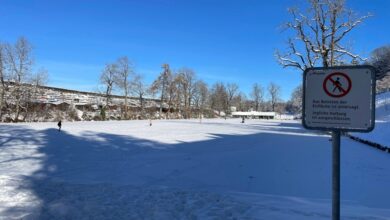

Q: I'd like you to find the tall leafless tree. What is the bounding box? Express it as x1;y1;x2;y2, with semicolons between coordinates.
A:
226;83;239;114
5;37;34;121
24;68;49;121
177;68;196;118
290;85;303;113
276;0;371;70
151;64;172;118
31;68;49;87
114;56;134;119
232;92;248;112
130;73;148;118
251;83;263;111
268;82;281;112
0;43;7;119
174;74;185;117
165;73;178;118
100;63;117;108
193;80;208;117
210;82;228;116
369;45;390;92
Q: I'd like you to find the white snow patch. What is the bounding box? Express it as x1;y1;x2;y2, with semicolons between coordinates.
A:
0;119;390;219
353;91;390;146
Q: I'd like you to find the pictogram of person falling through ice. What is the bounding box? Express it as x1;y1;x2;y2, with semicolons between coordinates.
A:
332;77;343;93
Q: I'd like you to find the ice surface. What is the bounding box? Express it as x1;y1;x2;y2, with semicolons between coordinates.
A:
1;119;390;219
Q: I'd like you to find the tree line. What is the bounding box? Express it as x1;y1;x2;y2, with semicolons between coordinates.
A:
99;59;287;120
0;37;48;122
0;37;289;122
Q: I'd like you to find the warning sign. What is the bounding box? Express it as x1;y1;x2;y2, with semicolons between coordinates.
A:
303;66;376;132
323;72;351;98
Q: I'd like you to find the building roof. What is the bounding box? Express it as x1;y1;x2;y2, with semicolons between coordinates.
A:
232;111;277;116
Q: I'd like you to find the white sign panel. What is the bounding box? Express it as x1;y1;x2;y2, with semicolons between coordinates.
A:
303;66;376;132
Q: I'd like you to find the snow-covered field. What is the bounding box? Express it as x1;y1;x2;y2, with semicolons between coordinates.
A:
1;119;390;219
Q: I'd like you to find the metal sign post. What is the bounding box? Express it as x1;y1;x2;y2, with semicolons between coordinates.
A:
332;130;340;220
302;65;376;220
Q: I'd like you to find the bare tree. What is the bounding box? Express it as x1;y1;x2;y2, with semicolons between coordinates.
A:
226;83;239;114
276;0;371;70
290;85;303;113
0;43;7;119
5;37;34;121
268;82;281;112
130;73;148;118
177;68;196;118
151;64;172;118
232;92;248;112
369;45;390;92
193;80;208;117
24;68;49;121
114;56;134;119
100;63;117;109
31;68;49;87
29;68;49;104
251;83;263;111
210;82;228;116
165;73;178;118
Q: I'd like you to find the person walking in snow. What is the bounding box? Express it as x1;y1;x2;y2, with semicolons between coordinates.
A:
57;120;62;132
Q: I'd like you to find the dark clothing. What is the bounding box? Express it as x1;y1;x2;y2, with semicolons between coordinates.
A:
58;121;62;131
332;78;343;92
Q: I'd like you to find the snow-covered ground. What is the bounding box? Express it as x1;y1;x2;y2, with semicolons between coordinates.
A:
353;91;390;146
1;119;390;219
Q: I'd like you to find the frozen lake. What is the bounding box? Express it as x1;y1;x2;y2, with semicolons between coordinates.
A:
1;119;389;219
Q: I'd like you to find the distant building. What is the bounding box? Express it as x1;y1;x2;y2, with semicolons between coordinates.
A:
3;83;160;107
231;111;277;119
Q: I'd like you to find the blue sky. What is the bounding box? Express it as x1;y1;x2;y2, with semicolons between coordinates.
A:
0;0;389;100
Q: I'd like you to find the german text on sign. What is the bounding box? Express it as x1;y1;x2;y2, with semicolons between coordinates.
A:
303;66;376;132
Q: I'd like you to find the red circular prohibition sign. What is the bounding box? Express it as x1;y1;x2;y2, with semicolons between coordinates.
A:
322;72;352;98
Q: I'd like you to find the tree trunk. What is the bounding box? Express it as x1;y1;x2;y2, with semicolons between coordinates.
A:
124;89;128;119
139;94;144;118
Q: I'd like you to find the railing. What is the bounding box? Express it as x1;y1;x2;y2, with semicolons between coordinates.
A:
345;133;390;154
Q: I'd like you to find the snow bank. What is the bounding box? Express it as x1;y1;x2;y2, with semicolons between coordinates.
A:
352;121;390;147
352;91;390;147
376;91;390;121
276;114;295;120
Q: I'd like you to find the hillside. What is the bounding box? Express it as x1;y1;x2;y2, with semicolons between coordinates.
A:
377;75;390;93
352;91;390;146
376;91;390;121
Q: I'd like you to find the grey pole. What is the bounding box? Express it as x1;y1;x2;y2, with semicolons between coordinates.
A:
332;130;341;220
